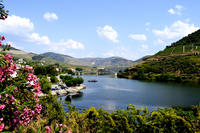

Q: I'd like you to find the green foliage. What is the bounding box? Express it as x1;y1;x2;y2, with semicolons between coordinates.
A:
16;93;200;132
39;77;52;93
65;79;74;87
50;76;59;83
34;65;59;76
34;66;47;75
61;67;74;75
75;67;83;72
39;93;65;125
118;55;200;83
61;75;84;87
62;104;200;133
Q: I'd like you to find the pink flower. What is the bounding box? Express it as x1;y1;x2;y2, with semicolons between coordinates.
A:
5;94;8;97
1;36;5;40
0;105;6;110
59;124;63;127
67;130;72;133
45;126;51;133
0;123;4;131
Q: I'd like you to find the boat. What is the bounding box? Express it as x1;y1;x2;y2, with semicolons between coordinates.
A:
88;80;98;82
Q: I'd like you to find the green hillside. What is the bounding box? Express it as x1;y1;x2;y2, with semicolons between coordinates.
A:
118;29;200;83
155;29;200;56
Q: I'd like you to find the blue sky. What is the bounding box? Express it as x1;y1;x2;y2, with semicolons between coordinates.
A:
1;0;200;60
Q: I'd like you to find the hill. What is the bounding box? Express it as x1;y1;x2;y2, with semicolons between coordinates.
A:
0;46;136;72
39;52;135;70
155;29;200;56
118;29;200;83
0;47;65;65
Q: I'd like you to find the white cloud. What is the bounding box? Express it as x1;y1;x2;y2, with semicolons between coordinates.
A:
43;12;58;21
152;21;199;47
28;33;50;45
0;15;84;54
54;39;84;49
97;25;119;43
129;34;147;41
48;39;84;54
168;9;175;14
0;15;34;35
168;5;183;15
152;21;199;40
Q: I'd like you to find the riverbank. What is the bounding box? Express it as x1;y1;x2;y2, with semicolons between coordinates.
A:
39;84;86;97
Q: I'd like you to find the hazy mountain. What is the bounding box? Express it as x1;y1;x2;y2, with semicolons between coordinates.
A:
40;52;136;68
1;46;136;69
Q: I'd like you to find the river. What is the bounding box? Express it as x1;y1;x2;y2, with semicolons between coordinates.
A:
59;75;200;112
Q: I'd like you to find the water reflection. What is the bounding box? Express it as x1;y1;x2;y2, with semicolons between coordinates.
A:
60;75;200;111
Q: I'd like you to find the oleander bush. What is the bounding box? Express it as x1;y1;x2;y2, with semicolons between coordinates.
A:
0;41;42;131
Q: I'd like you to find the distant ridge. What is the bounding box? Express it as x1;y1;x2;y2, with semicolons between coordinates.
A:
39;52;136;68
0;46;136;70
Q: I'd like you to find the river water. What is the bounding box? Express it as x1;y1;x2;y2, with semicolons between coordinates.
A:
59;75;200;111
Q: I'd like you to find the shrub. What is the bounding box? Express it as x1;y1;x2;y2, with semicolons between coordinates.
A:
50;76;59;83
39;77;52;93
39;93;65;125
65;79;73;87
73;77;84;85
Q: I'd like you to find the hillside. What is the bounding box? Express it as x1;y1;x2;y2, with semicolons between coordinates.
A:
39;52;135;69
0;47;135;71
155;29;200;56
0;47;64;65
118;29;200;83
40;52;89;66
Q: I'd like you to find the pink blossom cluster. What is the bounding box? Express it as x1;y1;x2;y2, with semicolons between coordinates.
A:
45;126;51;133
45;124;72;133
25;66;34;73
27;73;41;93
56;124;72;133
19;104;42;126
0;93;20;129
0;53;42;131
0;36;5;46
0;118;4;132
0;53;16;82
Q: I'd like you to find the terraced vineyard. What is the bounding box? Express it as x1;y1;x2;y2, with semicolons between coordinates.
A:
155;44;200;56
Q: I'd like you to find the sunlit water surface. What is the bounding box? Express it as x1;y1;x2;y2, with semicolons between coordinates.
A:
59;75;200;112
